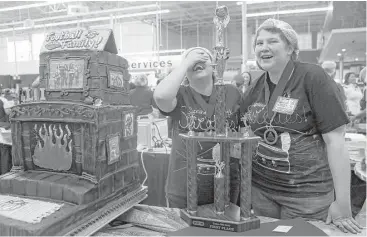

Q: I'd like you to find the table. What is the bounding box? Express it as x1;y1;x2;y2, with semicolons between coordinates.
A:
94;204;367;236
139;148;170;207
0;142;11;175
0;130;12;175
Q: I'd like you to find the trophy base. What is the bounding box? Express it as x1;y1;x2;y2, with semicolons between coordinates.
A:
180;203;260;232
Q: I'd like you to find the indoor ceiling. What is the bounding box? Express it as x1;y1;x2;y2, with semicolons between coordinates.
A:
319;27;366;63
0;1;331;37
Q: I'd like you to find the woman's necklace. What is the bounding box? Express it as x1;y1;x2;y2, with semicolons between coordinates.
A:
263;112;278;145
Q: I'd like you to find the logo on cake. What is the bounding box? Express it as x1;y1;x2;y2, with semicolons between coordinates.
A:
44;29;103;50
33;124;73;171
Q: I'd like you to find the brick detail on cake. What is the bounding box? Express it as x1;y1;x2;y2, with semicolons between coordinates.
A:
38;51;130;105
11;122;24;169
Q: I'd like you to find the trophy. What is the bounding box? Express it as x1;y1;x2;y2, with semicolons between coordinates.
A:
179;5;261;232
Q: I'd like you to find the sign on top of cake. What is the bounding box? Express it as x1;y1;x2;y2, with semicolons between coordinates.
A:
40;28;118;54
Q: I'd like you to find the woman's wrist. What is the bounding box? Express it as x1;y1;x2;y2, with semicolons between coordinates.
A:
335;199;352;212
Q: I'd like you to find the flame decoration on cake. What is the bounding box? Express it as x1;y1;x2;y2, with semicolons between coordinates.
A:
33;124;73;171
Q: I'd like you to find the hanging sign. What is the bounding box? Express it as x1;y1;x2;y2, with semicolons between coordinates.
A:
40;28;117;53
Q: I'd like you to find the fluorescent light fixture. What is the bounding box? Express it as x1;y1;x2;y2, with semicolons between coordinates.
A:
246;6;333;18
0;4;157;28
342;48;346;52
355;58;359;61
337;53;342;57
237;1;275;5
121;49;185;56
0;9;170;33
0;0;74;13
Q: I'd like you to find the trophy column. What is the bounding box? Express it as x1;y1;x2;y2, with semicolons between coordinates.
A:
240;141;254;219
221;142;231;206
186;139;198;214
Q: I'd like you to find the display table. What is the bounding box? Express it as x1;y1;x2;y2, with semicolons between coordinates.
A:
139;148;170;207
0;132;11;175
94;204;367;236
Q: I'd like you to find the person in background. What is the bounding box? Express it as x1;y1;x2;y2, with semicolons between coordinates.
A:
351;67;366;123
344;72;363;116
232;71;252;94
128;74;136;90
321;61;347;110
129;74;154;116
154;47;242;208
232;73;245;93
0;89;15;116
241;71;252;92
240;18;361;234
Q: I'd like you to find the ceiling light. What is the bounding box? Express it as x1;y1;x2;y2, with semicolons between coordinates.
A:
337;53;342;57
237;1;275;5
0;0;74;13
355;58;359;61
246;6;333;18
341;48;346;52
0;4;157;28
0;9;170;33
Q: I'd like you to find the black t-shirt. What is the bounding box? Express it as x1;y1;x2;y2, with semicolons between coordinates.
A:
241;61;349;197
160;84;242;197
129;87;154;116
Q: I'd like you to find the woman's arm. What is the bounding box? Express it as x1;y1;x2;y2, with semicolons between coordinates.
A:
322;125;351;210
153;65;187;113
322;125;362;233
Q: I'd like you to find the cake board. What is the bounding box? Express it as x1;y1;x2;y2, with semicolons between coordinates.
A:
62;185;147;236
0;185;147;236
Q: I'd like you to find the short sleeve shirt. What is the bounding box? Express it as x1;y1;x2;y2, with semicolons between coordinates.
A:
241;61;349;197
161;84;242;197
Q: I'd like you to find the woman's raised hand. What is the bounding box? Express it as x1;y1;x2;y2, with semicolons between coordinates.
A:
182;51;210;70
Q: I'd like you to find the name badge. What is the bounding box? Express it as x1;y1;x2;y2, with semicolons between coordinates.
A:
272;96;298;115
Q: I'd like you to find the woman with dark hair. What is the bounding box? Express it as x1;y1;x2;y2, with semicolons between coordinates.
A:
241;71;252;92
232;73;245;93
154;47;242;208
343;72;363;116
232;71;252;94
240;18;361;233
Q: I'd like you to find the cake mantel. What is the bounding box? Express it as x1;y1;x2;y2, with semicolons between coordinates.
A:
0;28;146;236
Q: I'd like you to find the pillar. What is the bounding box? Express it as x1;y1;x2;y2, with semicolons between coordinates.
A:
187;139;198;214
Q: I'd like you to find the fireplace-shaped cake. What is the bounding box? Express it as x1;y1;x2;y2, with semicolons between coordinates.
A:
0;28;147;236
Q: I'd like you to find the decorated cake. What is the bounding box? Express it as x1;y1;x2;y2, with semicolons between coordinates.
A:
0;28;147;236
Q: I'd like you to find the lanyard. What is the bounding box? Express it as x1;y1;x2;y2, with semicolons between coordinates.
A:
264;60;295;120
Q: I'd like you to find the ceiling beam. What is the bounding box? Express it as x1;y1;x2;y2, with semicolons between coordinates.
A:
0;0;74;13
0;4;158;29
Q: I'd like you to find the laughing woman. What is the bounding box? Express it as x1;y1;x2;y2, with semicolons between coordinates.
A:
153;47;242;208
240;19;362;234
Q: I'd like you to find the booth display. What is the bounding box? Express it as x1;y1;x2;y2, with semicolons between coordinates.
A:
179;5;261;232
0;28;147;236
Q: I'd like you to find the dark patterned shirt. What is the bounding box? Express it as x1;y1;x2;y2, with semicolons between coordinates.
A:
241;61;349;197
160;84;242;197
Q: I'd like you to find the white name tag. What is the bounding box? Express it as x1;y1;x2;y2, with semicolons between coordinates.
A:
273;96;299;115
273;225;293;233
